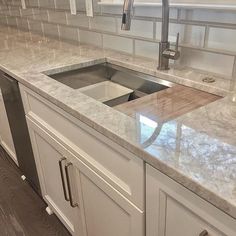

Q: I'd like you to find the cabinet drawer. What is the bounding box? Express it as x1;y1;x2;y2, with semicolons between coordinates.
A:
146;164;236;236
166;196;222;236
20;84;144;209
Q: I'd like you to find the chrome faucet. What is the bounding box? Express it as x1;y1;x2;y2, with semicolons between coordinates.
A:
158;0;180;70
121;0;180;70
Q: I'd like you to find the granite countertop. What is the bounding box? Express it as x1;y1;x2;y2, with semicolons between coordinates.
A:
0;26;236;219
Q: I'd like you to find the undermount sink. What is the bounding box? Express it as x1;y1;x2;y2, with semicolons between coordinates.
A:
78;81;133;107
47;63;175;107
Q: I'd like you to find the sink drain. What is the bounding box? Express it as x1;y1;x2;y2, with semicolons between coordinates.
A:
202;77;216;83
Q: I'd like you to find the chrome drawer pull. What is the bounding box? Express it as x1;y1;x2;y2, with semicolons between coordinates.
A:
65;163;78;208
59;157;69;201
199;230;208;236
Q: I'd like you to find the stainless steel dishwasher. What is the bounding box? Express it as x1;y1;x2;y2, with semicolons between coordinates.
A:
0;71;40;194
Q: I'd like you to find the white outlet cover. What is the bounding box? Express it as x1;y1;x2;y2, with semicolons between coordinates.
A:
86;0;94;17
21;0;26;9
70;0;77;15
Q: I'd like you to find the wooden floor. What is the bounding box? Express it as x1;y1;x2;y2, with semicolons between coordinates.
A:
0;145;71;236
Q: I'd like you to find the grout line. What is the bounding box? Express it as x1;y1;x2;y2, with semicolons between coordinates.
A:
177;8;181;22
231;56;236;78
132;38;135;57
153;20;156;40
203;25;209;48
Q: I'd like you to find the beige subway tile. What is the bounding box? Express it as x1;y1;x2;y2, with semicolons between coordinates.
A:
103;34;133;54
75;0;86;12
33;9;48;21
39;0;55;9
156;22;205;47
181;9;236;24
134;6;177;19
17;18;29;31
135;40;159;59
90;16;116;33
48;10;66;25
118;19;153;39
0;15;7;25
208;27;236;52
55;0;70;10
180;48;234;77
9;6;21;16
7;16;17;27
20;8;34;18
26;0;39;7
0;5;10;15
79;30;102;47
66;13;89;28
28;20;43;34
43;22;59;39
101;5;123;15
59;25;79;42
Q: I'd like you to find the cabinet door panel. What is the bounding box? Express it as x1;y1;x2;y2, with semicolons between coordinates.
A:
34;134;75;225
0;89;17;163
81;174;131;236
75;159;144;236
27;118;81;235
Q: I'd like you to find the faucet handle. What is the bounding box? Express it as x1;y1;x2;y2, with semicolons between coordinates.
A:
162;32;180;61
175;32;179;52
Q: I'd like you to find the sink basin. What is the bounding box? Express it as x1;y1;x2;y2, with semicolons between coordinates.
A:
47;63;175;106
78;81;133;107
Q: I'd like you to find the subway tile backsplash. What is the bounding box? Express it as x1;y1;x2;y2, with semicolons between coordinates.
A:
1;1;236;78
207;27;236;52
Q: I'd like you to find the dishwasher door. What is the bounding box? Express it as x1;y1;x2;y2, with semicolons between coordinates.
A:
0;71;40;194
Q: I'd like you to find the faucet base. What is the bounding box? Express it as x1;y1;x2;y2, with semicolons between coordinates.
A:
158;42;170;70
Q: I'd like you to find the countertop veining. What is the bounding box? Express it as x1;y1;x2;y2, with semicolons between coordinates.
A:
0;26;236;219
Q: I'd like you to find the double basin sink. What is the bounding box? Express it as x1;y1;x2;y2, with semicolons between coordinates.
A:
48;63;174;107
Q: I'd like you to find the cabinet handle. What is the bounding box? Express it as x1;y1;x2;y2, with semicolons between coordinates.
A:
65;163;78;208
199;230;208;236
59;157;69;201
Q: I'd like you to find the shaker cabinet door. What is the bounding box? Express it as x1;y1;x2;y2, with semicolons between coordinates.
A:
73;155;145;236
0;89;17;163
27;117;84;236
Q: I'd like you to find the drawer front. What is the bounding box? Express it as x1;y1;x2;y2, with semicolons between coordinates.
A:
146;164;236;236
166;196;222;236
20;85;144;209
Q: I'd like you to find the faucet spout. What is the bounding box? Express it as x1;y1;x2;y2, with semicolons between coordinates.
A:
161;0;169;43
121;0;134;30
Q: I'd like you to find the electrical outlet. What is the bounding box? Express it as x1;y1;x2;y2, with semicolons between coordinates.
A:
70;0;77;15
21;0;26;9
86;0;94;17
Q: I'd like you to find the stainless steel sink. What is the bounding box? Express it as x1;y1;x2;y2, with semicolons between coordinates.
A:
47;63;175;106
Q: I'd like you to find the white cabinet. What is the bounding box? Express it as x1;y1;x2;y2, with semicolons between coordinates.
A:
76;156;144;236
0;89;17;164
27;118;85;236
26;113;144;236
146;164;236;236
20;85;145;236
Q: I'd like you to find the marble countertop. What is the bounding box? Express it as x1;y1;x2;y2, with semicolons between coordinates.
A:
0;26;236;219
